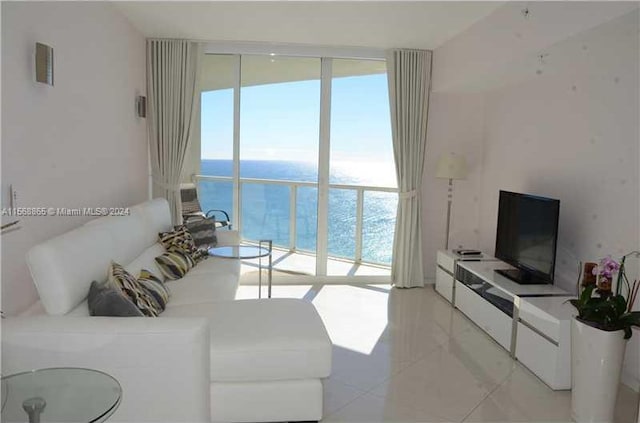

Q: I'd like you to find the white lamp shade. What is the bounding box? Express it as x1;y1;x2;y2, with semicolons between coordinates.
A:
436;153;468;180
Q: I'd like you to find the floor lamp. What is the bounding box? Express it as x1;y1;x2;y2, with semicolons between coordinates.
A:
436;153;468;250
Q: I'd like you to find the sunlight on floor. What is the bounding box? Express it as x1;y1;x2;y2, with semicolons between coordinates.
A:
236;281;391;355
234;283;639;422
312;285;390;355
235;284;317;300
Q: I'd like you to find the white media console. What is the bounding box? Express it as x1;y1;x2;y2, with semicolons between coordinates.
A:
435;249;576;390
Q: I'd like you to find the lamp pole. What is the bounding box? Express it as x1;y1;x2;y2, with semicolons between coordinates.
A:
445;178;453;250
436;152;468;252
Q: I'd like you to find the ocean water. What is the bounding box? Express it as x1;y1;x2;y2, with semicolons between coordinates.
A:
198;159;397;264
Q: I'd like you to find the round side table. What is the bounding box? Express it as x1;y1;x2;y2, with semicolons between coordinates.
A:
1;367;121;423
209;241;273;298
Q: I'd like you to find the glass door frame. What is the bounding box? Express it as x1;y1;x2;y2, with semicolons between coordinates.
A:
316;57;331;276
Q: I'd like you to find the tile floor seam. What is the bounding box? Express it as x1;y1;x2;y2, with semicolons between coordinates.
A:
459;379;503;422
322;386;370;421
459;362;517;423
322;391;452;423
329;340;439;395
361;342;449;401
343;320;484;415
326;355;407;397
329;358;410;396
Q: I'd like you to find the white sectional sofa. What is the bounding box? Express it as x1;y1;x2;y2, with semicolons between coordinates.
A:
2;198;332;423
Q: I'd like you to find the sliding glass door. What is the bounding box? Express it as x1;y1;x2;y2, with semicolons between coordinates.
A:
239;56;320;253
328;59;396;272
199;54;236;223
198;53;396;276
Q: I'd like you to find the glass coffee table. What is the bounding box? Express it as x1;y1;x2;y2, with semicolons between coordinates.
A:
1;367;121;423
209;240;273;298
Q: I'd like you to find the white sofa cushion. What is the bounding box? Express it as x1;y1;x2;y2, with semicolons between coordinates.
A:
162;256;240;304
210;379;322;423
163;299;332;382
63;247;239;315
124;243;166;281
27;215;140;316
165;273;238;306
66;257;238;314
129;198;174;247
27;198;174;315
187;256;240;277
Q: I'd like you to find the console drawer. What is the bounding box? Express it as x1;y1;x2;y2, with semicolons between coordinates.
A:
518;296;573;343
436;250;455;273
435;265;454;303
455;282;512;350
516;322;571;390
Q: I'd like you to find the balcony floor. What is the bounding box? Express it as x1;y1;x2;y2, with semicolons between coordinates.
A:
238;247;391;284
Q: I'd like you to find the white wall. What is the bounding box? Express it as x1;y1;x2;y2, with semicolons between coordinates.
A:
478;9;640;390
428;6;640;390
1;2;148;315
422;92;485;279
478;10;639;292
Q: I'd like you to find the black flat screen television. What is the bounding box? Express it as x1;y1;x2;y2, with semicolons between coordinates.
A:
494;190;560;285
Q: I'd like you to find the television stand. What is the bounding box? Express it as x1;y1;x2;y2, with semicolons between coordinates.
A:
435;250;575;390
494;268;551;285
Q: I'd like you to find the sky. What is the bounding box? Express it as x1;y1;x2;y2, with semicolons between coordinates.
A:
200;72;394;166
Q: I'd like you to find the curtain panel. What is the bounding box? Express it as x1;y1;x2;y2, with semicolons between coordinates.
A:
147;39;203;225
387;49;433;288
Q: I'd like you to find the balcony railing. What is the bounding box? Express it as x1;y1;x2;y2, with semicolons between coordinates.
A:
193;174;397;266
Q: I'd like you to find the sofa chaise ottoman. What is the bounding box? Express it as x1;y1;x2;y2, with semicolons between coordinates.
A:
1;198;332;423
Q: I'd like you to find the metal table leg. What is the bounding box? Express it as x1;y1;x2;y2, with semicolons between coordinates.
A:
259;240;273;298
268;240;272;298
258;247;262;299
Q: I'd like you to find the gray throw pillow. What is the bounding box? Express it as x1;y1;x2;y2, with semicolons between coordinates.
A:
87;280;144;317
184;217;217;248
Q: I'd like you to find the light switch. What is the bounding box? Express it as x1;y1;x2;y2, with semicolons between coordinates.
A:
9;184;17;208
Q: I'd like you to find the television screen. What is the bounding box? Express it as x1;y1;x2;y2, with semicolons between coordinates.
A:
495;191;560;284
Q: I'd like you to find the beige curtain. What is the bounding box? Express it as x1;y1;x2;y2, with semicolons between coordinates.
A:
147;40;202;225
387;49;432;288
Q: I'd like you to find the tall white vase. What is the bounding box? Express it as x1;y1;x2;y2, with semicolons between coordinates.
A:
571;318;627;423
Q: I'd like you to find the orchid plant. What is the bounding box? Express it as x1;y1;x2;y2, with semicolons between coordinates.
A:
569;252;640;339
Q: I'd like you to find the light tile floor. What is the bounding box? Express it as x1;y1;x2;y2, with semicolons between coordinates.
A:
236;282;639;422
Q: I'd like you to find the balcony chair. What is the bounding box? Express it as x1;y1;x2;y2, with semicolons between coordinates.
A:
180;183;231;229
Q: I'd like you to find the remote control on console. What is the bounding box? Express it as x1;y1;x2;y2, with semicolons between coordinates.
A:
453;249;482;256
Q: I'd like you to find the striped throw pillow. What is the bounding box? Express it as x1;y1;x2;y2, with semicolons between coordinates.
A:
159;225;206;263
154;248;194;280
137;269;170;310
184;218;217;249
108;261;161;317
159;225;196;254
87;279;144;317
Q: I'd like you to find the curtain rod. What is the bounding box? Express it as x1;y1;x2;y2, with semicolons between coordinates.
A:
146;38;431;59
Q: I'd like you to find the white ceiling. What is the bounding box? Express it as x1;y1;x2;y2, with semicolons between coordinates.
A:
114;1;504;50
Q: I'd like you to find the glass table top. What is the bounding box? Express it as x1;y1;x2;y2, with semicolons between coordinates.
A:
1;367;121;423
209;244;270;259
